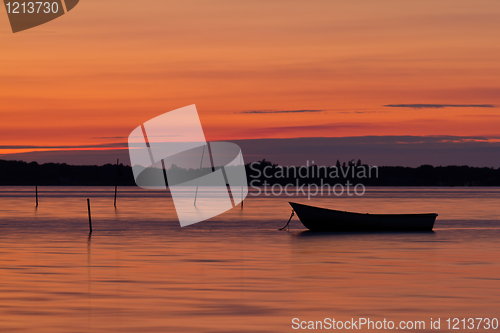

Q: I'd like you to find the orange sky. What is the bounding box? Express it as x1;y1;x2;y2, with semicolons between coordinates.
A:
1;0;499;156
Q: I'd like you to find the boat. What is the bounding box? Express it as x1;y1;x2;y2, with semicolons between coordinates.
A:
289;202;437;232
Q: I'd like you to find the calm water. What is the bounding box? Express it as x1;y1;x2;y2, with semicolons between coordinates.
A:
0;187;499;332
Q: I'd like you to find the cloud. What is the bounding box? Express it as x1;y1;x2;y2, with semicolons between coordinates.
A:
384;104;496;109
0;142;127;150
91;135;181;139
240;109;325;114
339;110;388;114
461;114;500;118
232;135;500;167
90;136;128;140
2;135;500;167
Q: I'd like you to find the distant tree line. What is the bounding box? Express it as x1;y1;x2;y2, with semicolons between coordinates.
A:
0;160;135;186
0;159;499;186
248;160;500;186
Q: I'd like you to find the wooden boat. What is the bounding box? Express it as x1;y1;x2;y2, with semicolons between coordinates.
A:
289;202;437;232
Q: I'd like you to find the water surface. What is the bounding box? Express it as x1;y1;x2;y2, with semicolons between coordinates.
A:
0;187;499;332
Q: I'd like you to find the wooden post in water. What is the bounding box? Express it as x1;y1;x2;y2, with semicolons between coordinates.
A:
240;154;244;209
114;159;119;208
35;164;39;207
194;146;205;206
87;198;92;235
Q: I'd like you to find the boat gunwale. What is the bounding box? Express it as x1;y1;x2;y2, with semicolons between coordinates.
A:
289;202;438;218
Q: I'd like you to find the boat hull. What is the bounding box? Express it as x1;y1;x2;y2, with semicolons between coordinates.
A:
289;202;437;232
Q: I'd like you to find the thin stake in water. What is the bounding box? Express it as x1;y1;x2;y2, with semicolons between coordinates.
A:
87;198;92;235
35;185;38;207
194;145;206;206
114;159;119;208
240;153;244;209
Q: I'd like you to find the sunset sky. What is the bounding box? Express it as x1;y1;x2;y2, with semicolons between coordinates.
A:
1;0;499;165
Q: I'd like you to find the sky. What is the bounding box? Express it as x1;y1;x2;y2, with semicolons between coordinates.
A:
0;0;499;166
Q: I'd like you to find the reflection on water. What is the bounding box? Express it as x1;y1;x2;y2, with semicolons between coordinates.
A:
0;187;499;332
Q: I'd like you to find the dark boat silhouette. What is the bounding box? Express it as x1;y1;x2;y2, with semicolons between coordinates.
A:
289;202;437;232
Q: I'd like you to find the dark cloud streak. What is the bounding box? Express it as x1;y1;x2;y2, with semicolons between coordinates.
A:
241;109;325;114
2;136;500;167
384;104;496;109
0;143;127;150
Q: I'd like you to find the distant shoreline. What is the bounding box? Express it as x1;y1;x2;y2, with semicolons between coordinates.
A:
1;159;499;186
